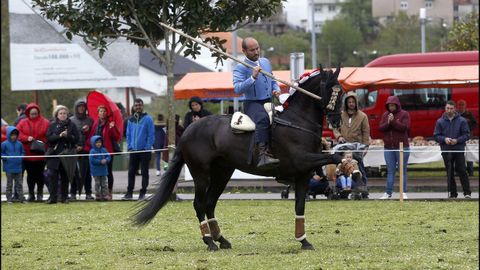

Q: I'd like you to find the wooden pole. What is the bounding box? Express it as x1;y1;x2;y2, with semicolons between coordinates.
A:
399;142;404;202
125;87;130;117
33;91;39;105
157;22;322;101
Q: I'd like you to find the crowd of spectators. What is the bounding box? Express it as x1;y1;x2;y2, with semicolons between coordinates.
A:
1;93;477;203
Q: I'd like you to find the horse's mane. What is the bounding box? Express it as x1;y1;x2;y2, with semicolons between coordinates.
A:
283;67;339;109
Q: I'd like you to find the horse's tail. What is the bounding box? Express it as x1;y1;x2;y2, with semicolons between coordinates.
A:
132;148;184;226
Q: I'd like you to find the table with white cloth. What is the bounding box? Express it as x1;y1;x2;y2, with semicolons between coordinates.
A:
363;144;479;167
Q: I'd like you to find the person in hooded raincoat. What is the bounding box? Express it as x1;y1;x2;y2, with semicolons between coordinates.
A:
378;96;411;200
333;91;370;189
183;96;211;130
16;103;50;202
1;126;25;202
69;100;94;200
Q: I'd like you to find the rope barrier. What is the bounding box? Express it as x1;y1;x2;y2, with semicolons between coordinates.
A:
1;147;172;159
1;145;477;158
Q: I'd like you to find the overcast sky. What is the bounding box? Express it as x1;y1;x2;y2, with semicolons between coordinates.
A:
282;0;309;27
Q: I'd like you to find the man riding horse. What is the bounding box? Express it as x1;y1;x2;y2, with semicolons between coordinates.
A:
233;37;280;168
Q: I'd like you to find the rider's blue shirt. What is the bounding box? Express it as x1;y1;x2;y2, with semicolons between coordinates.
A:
233;57;280;101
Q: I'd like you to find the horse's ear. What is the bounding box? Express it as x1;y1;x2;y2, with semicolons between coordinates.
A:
333;63;341;78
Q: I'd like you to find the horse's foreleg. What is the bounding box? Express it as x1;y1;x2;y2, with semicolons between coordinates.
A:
294;179;315;250
303;152;342;168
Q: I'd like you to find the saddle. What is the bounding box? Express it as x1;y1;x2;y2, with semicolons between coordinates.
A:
230;94;289;132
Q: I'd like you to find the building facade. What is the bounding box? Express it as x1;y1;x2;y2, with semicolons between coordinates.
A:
282;0;344;33
372;0;478;27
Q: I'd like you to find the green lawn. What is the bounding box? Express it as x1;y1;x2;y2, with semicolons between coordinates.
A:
2;200;478;269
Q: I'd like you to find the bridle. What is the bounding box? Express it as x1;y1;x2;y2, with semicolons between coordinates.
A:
273;70;343;140
326;85;342;111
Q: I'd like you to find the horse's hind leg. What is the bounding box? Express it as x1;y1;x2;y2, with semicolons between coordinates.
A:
192;171;219;251
206;166;235;249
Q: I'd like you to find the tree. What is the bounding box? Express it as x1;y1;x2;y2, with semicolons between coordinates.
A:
318;17;363;67
371;12;446;56
243;29;312;69
447;11;479;51
339;0;378;43
31;0;282;158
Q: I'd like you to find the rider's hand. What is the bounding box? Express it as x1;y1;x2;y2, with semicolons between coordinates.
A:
272;90;281;97
252;66;261;80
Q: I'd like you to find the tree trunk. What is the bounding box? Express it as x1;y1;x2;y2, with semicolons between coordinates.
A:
165;31;176;161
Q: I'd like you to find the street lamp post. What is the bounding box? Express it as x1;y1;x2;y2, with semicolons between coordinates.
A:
310;0;317;69
420;8;426;53
232;29;239;112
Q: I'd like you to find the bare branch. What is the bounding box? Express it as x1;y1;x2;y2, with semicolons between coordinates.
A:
126;0;166;63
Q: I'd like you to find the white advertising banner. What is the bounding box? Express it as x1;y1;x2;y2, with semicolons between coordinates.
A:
10;43;138;91
9;0;139;91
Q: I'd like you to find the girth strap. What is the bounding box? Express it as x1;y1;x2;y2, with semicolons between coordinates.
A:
273;117;323;140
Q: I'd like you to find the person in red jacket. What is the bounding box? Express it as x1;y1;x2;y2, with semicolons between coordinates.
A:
85;105;121;200
378;96;411;199
16;103;50;202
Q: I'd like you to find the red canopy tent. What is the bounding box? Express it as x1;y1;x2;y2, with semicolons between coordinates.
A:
174;65;479;99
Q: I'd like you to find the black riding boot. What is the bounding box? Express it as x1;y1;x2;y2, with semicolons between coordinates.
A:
257;143;280;168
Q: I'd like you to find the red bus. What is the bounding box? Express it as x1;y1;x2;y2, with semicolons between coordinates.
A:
355;51;479;139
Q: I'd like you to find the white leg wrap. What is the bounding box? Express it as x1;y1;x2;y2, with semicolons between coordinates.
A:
199;220;211;237
295;234;307;241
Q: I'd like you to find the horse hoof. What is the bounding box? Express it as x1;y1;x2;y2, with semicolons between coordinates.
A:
219;241;232;249
300;239;315;250
216;236;232;249
301;244;315;250
207;244;219;251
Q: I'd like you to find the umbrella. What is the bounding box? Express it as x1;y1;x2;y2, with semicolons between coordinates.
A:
59;148;78;185
86;90;124;137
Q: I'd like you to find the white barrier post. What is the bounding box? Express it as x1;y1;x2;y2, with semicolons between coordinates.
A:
399;142;404;202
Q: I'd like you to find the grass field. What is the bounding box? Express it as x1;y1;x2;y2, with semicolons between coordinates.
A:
1;200;478;269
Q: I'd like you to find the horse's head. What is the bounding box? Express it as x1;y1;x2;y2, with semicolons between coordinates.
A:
297;65;344;128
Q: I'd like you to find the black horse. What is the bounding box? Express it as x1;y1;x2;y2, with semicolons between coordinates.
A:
133;67;345;250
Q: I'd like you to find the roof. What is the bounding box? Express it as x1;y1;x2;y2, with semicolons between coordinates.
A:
366;51;479;67
201;32;243;54
139;48;212;75
174;65;479;99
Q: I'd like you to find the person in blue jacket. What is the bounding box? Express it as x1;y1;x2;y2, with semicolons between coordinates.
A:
123;98;155;200
89;135;111;201
233;37;281;168
434;100;471;199
1;126;25;202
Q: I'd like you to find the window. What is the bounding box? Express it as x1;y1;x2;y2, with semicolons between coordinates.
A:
355;89;378;109
425;0;433;9
400;1;408;10
315;5;322;13
392;88;451;110
328;5;336;12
